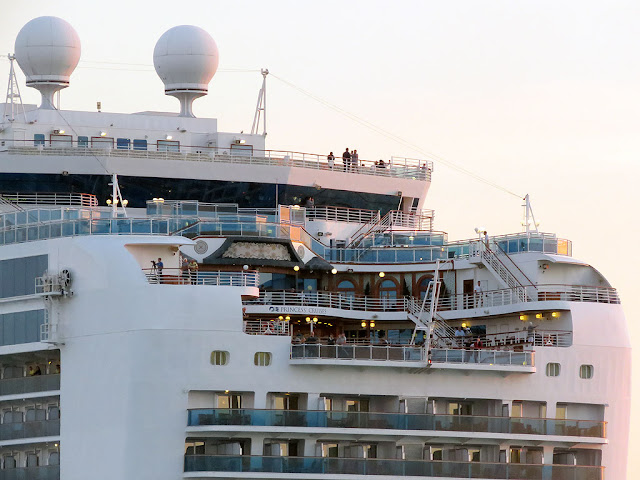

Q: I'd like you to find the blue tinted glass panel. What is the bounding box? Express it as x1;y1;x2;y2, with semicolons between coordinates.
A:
133;139;147;150
0;255;48;299
116;138;130;150
78;136;89;147
0;310;45;346
34;134;45;146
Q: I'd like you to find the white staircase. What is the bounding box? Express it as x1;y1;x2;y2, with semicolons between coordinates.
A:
469;241;529;302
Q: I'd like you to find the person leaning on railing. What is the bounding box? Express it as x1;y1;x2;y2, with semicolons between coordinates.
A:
188;260;198;284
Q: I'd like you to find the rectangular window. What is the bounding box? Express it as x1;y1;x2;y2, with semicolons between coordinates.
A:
78;136;89;148
556;404;567;420
323;397;332;411
448;402;472;416
510;447;522;463
116;138;130;150
133;139;147;151
157;139;180;152
322;443;339;458
217;393;242;409
230;144;254;156
50;134;72;147
511;401;523;417
346;398;369;412
34;134;45;146
274;394;299;410
91;137;114;149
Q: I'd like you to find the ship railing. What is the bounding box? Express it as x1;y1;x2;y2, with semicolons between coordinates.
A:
186;408;607;438
291;344;426;362
430;348;534;367
0;465;60;479
142;268;259;287
0;192;98;207
305;206;379;224
536;284;620;303
183;454;604;479
0;374;60;397
435;330;572;348
245;290;408;312
243;320;291;336
5;142;432;181
0;418;60;441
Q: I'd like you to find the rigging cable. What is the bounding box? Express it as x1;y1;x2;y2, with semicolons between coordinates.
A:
270;73;522;199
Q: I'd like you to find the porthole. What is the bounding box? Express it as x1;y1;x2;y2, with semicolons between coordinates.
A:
210;351;229;366
579;364;593;379
254;352;272;366
545;362;560;377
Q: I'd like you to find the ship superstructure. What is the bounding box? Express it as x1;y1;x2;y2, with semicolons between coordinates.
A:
0;16;630;480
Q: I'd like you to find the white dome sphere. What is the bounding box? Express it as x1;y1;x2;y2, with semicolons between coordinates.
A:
153;25;219;93
14;16;81;85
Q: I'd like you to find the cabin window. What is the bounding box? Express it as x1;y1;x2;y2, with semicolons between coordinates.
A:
210;350;229;366
217;393;242;409
230;144;253;156
34;134;45;146
254;352;272;366
579;364;594;379
378;278;399;299
546;362;561;377
78;136;88;148
556;403;568;419
157;139;180;152
337;280;356;298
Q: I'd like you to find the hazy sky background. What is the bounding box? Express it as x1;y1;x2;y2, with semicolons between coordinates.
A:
1;0;638;475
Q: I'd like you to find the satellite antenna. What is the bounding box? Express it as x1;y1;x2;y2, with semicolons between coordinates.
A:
153;25;219;118
14;16;81;110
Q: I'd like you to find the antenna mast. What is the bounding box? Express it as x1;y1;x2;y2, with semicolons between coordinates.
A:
251;68;268;136
523;194;539;236
3;54;26;124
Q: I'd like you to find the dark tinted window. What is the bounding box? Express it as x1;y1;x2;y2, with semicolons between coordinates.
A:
0;255;48;298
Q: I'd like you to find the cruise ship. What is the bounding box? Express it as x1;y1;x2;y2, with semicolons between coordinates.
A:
0;16;630;480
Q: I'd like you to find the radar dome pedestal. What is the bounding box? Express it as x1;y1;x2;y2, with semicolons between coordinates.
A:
153;25;219;118
14;16;81;110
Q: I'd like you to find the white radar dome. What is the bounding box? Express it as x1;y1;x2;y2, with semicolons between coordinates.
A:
14;16;81;110
153;25;219;117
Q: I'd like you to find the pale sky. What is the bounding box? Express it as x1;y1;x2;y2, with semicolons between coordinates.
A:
2;0;639;475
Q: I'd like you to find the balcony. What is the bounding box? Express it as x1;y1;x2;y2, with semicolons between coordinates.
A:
143;269;259;287
429;348;535;373
0;465;59;480
5;145;431;181
0;374;60;397
187;408;606;439
183;455;603;479
290;344;426;367
0;419;60;441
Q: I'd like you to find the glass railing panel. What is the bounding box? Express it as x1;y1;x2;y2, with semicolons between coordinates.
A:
183;455;603;479
0;374;60;396
0;465;60;480
0;419;60;440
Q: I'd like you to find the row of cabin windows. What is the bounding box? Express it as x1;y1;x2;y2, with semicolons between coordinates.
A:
546;363;593;379
33;134;180;152
211;351;271;367
2;451;59;469
2;405;59;424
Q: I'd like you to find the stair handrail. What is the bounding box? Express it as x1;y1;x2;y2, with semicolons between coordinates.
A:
490;240;537;288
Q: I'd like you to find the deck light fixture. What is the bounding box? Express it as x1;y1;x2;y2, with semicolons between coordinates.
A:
166;135;173;140
519;314;527;321
379;272;385;278
285;316;290;321
278;316;283;320
361;321;367;327
551;312;560;318
100;131;107;136
536;313;543;319
106;199;111;205
313;317;318;323
331;268;337;274
293;265;300;272
122;199;128;206
369;320;375;328
305;317;311;323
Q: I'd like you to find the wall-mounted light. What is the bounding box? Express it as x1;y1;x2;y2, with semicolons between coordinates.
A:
100;131;107;137
106;199;112;205
379;272;385;278
312;317;318;323
519;314;527;321
369;320;375;328
166;135;173;140
305;317;311;323
293;265;300;272
551;312;560;318
331;268;338;275
122;199;128;207
285;316;290;321
278;316;284;320
361;321;367;328
535;313;543;319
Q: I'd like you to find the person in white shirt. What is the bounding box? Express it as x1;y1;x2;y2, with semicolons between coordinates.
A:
474;281;483;307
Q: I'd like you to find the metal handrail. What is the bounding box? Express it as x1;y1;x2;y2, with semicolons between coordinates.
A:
246;290;408;312
305;206;379;224
142;268;259;287
5;142;431;181
243;320;291;336
291;344;426;362
430;348;535;367
0;192;98;207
